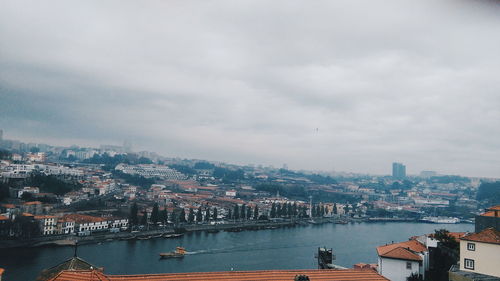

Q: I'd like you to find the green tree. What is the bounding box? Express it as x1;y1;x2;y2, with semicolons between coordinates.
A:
320;205;325;217
433;229;459;250
179;208;187;223
129;203;138;226
333;203;338;215
196;207;203;223
228;208;232;220
234;205;240;220
205;208;210;222
151;203;159;225
253;205;259;220
270;203;276;218
140;211;148;225
241;204;246;220
160;209;168;224
292;203;298;217
247;205;252;220
188;208;195;223
213;207;218;220
277;203;282;217
287;203;292;218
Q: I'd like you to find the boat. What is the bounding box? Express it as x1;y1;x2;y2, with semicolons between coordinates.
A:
137;236;151;240
150;234;163;239
159;247;186;259
420;216;460;224
163;233;184;238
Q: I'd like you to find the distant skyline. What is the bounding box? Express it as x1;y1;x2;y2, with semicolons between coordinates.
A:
1;0;500;177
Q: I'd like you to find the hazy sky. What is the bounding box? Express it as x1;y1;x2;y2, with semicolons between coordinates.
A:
1;0;500;177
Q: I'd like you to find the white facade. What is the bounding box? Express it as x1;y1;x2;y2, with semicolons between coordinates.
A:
378;257;421;281
460;239;500;277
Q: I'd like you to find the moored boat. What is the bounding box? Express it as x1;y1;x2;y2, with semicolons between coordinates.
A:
420;216;459;224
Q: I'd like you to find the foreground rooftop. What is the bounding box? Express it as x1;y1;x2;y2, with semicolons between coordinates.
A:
49;268;389;281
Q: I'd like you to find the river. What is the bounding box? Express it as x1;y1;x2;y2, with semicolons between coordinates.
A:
0;222;473;280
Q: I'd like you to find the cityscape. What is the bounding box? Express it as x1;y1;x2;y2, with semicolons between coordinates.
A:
0;130;499;280
1;0;500;281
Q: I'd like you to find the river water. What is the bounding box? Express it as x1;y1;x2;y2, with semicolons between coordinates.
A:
0;222;473;280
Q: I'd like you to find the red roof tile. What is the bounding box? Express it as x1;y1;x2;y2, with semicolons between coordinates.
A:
461;228;500;245
377;239;427;256
50;269;389;281
379;247;422;261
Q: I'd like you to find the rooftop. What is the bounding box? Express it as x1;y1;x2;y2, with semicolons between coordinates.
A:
49;269;389;281
377;239;427;257
461;228;500;245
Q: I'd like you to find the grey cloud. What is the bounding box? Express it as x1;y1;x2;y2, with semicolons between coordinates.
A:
1;0;500;177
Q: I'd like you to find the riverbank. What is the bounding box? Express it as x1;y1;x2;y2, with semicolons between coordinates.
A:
0;216;456;249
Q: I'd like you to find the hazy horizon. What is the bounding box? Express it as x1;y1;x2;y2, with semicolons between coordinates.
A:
1;0;500;177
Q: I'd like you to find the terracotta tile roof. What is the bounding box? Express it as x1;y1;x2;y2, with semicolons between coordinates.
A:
0;215;9;221
379;247;422;261
34;215;57;220
24;201;43;205
1;204;15;208
461;228;500;245
50;269;389;281
377;239;427;256
488;205;500;211
62;214;107;224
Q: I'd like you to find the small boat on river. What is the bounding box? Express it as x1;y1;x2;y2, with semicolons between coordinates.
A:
159;247;186;259
163;233;184;238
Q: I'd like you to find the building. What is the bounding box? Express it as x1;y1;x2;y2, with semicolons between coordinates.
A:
34;215;57;235
475;205;500;232
392;162;406;179
377;239;428;281
44;268;389;281
453;228;500;279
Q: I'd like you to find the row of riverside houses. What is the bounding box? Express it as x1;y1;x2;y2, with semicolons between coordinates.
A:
376;205;500;281
0;207;128;237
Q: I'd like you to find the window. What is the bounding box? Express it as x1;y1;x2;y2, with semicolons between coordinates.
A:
406;262;412;270
467;243;475;251
464;259;475;270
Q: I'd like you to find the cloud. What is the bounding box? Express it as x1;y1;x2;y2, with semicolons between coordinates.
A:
1;0;500;177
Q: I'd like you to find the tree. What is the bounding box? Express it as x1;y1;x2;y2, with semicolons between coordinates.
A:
292;203;298;217
270;203;276;218
233;205;240;220
282;203;288;217
433;229;459;250
179;208;187;223
228;209;232;220
277;203;282;217
287;203;292;218
240;204;246;220
343;204;349;215
188;208;195;223
213;207;218;220
129;203;138;226
301;206;308;218
253;205;259;220
247;205;252;220
160;209;168;224
312;205;317;217
151;203;159;225
140;211;148;225
196;207;203;223
333;203;338;215
407;273;423;281
320;205;325;217
205;208;210;222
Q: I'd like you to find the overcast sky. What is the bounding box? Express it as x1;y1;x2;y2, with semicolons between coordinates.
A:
1;0;500;177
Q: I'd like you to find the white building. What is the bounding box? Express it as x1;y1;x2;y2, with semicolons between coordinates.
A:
34;215;57;235
377;239;428;281
458;228;500;278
